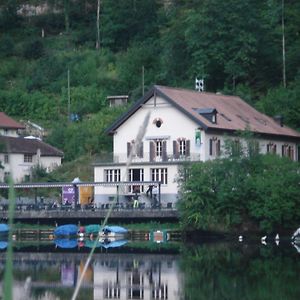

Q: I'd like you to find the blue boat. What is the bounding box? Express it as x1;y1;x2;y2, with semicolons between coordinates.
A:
54;224;78;237
0;224;9;233
0;241;8;249
84;239;128;249
103;225;128;234
101;239;128;249
54;239;78;249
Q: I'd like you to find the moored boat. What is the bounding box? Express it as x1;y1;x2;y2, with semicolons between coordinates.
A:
0;223;9;234
103;225;128;234
54;224;78;237
54;239;78;249
0;241;8;249
83;224;128;238
291;227;300;244
149;229;169;243
84;238;128;249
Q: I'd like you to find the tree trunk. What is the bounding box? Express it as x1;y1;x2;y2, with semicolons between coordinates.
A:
96;0;101;50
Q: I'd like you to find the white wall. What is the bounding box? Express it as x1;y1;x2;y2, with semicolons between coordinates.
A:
114;95;203;162
0;129;19;137
0;153;61;183
203;132;299;161
94;163;179;205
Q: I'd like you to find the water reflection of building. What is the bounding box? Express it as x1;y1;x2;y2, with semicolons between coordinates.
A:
0;252;182;299
93;254;183;300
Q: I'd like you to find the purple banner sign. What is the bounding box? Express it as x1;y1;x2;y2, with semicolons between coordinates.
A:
61;263;75;286
62;186;75;205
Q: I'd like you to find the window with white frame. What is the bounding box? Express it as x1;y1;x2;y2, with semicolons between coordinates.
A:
104;169;121;182
156;140;163;157
179;139;186;155
104;281;120;299
151;168;168;184
4;154;9;164
24;154;33;163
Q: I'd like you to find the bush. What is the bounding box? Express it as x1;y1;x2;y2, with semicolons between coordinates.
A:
23;39;45;59
0;34;15;57
178;154;300;233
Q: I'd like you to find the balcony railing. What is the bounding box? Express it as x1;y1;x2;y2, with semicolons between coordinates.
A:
95;152;201;164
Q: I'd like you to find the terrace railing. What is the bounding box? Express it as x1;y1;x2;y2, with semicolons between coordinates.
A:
95;152;201;164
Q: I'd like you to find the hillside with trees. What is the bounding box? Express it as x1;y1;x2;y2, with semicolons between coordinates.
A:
0;0;299;165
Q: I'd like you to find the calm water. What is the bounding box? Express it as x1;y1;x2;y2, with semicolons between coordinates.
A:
0;241;299;300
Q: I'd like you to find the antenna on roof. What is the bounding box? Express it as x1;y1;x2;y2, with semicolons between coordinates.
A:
195;78;204;92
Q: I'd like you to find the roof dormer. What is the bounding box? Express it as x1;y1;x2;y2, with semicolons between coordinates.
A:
193;108;218;124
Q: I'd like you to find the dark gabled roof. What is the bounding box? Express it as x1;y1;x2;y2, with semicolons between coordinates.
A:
106;85;300;140
0;112;25;130
0;136;64;157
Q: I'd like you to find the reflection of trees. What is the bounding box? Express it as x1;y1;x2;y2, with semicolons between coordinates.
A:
180;243;300;300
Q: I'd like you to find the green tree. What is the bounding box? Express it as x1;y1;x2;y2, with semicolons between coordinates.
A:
0;35;15;57
256;76;300;130
183;0;260;91
101;0;162;51
23;39;45;59
178;151;300;232
0;0;21;30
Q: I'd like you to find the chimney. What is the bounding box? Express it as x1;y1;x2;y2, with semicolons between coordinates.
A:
273;115;283;127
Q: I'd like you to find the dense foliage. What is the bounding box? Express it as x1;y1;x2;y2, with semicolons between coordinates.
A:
178;151;300;233
0;0;299;161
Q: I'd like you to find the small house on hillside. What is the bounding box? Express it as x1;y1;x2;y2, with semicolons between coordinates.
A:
107;95;129;107
93;85;300;208
0;112;25;137
0;112;63;183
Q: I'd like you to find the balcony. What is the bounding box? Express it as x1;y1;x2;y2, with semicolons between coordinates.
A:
95;152;201;164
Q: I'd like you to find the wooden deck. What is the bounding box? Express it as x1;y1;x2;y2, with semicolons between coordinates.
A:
0;208;179;222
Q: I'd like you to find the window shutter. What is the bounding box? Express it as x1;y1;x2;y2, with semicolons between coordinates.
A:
150;141;155;162
138;142;144;158
288;146;292;159
186;140;190;156
216;140;221;156
127;142;132;158
162;140;167;161
173;141;179;159
209;139;213;156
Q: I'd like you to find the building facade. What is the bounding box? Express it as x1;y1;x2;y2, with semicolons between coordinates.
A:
93;86;300;208
0;112;63;183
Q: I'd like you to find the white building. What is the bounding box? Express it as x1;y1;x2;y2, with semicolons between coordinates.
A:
94;85;300;207
93;254;183;300
0;111;25;137
0;112;63;183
